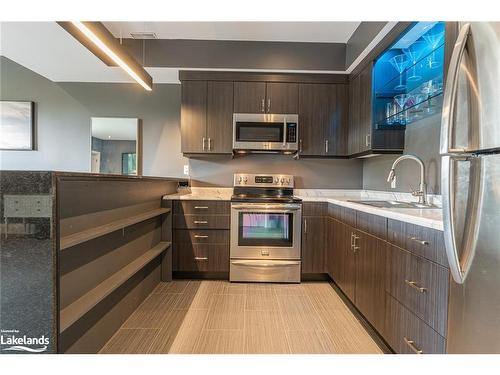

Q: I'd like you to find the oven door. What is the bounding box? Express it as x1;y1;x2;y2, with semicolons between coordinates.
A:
230;203;302;260
232;113;298;151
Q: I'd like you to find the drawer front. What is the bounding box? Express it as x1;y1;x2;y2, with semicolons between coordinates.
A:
302;202;327;216
230;260;300;283
387;219;448;267
175;243;229;272
387;245;449;336
356;211;387;240
173;200;230;215
173;214;230;229
174;229;229;244
385;295;446;354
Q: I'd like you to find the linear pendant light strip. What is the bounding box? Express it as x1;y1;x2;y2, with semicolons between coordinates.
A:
58;21;153;91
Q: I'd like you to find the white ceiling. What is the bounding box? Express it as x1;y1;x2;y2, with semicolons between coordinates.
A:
104;22;361;43
91;117;138;141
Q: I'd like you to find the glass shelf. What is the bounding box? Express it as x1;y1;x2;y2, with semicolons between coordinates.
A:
375;43;445;97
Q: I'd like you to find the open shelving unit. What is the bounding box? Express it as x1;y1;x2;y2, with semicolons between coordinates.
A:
59;241;171;333
372;22;446;129
60;207;171;250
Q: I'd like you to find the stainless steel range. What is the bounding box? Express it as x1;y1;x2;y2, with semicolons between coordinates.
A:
230;173;302;283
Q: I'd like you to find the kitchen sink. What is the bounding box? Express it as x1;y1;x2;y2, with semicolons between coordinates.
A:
347;200;439;209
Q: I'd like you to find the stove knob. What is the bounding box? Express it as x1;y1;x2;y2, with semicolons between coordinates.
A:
238;176;243;184
286;178;291;185
244;177;248;183
280;177;285;184
274;178;279;184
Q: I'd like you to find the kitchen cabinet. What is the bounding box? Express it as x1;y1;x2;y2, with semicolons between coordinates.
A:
298;83;348;156
354;230;387;336
348;63;373;155
181;81;233;154
234;81;298;114
302;216;327;274
171;200;230;275
181;81;207;153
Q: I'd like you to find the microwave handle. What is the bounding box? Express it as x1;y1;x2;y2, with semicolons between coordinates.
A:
283;117;287;146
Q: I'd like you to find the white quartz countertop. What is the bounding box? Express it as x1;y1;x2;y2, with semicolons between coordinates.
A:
163;188;443;231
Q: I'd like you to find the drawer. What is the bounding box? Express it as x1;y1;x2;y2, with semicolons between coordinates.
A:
173;200;230;215
174;229;229;244
387;219;448;267
356;211;387;240
175;243;229;272
302;202;327;216
386;245;449;336
385;295;446;354
173;214;230;229
230;260;300;283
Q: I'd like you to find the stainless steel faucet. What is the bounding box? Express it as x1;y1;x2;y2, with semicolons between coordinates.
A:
387;154;428;205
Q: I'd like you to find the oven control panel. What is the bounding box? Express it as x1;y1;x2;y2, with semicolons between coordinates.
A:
233;173;294;188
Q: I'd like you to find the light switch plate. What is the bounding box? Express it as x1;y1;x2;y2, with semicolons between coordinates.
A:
183;165;189;176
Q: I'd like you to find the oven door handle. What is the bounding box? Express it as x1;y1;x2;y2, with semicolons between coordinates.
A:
231;204;301;211
231;260;301;267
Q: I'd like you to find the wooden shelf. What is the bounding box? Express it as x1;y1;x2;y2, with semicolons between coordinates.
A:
60;208;171;250
59;241;171;333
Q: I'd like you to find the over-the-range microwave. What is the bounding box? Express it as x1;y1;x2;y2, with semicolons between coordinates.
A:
232;113;298;153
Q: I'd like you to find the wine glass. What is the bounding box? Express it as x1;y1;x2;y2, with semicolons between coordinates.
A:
394;94;410;125
423;30;445;69
389;54;410;90
403;41;426;82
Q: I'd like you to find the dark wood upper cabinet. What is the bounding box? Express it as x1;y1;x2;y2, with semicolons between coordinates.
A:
181;81;207;153
266;82;298;114
298;83;348;156
234;81;266;113
207;81;234;153
348;63;372;156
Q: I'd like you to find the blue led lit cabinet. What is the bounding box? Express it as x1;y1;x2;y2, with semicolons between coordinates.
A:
373;22;446;130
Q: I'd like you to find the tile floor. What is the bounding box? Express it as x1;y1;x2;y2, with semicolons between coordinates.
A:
100;280;383;354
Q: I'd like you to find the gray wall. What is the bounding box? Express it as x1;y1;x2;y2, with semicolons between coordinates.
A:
0;56;91;171
0;57;187;177
346;22;388;68
189;155;363;189
363;113;442;194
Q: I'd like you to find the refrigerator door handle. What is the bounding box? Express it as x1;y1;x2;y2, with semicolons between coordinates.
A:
440;23;471;156
442;155;482;284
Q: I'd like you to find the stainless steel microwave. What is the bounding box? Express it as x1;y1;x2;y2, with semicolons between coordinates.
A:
232;113;298;152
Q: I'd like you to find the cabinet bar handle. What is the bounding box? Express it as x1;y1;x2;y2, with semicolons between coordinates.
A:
408;236;430;246
405;280;427;293
403;337;423;354
208;138;212;151
325;139;329;153
194;235;209;239
194;206;209;209
304;219;307;234
366;134;371;147
261;99;265;112
299;139;303;153
194;257;208;261
193;220;208;224
202;137;206;151
267;98;271;113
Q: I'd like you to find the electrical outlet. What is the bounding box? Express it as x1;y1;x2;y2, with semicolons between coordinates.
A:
183;165;189;176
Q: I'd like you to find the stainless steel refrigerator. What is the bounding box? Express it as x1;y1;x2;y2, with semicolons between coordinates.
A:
440;22;500;353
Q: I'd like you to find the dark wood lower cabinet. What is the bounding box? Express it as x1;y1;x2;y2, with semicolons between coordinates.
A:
301;216;327;273
175;242;229;272
385;295;446;354
355;231;386;336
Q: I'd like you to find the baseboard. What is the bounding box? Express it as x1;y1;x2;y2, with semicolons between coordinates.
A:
301;273;330;281
173;271;229;280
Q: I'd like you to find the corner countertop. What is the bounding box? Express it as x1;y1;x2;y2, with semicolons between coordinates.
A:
163;187;443;231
